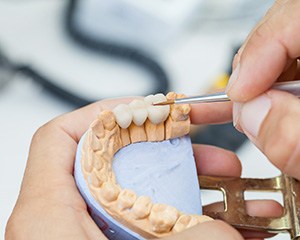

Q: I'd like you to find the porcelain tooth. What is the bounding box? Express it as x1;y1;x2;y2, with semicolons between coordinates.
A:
112;104;133;129
144;94;170;125
129;99;148;126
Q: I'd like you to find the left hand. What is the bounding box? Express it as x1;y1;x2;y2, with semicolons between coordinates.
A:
5;99;281;240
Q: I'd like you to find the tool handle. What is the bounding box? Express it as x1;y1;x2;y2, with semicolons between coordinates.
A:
173;80;300;105
273;80;300;97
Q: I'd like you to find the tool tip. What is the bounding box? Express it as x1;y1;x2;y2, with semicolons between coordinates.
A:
152;100;174;106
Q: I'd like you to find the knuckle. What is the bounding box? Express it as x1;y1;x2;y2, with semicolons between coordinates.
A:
255;19;275;40
31;117;62;145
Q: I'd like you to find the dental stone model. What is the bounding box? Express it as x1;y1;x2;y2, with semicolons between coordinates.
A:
74;92;213;239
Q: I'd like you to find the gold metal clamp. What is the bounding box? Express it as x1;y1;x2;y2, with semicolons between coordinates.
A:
199;174;300;240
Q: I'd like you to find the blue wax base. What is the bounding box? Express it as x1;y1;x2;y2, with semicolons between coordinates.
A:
75;133;202;240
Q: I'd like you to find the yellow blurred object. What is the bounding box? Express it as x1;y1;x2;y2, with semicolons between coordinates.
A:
212;73;229;90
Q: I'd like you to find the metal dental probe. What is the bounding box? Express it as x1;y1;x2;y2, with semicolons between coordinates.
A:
153;80;300;106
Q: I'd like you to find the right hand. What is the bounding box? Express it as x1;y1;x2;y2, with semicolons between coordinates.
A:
226;0;300;179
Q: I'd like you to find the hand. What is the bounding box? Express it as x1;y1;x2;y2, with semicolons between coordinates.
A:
5;98;282;240
225;0;300;179
5;98;134;240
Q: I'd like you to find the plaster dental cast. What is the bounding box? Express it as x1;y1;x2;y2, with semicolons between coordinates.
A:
5;0;300;239
74;92;212;239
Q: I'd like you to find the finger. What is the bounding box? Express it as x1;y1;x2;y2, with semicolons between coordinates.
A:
6;197;108;240
233;0;290;69
204;200;283;217
30;97;135;167
233;90;300;179
227;0;300;102
204;200;283;239
162;220;243;240
190;101;232;125
193;144;242;177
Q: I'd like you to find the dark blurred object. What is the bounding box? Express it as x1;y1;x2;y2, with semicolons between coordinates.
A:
0;0;171;108
0;47;93;107
65;0;169;98
192;123;247;151
0;48;15;90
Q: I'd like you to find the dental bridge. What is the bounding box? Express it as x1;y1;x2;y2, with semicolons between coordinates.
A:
79;92;300;240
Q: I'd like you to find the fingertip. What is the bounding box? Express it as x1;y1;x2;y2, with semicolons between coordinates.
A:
235;89;300;179
234;93;272;140
228;37;288;102
190;101;233;125
193;145;242;177
246;200;283;218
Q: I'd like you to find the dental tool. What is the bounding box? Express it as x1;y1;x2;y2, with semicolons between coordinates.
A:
154;80;300;106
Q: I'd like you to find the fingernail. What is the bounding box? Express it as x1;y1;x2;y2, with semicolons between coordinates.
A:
226;63;240;93
238;94;271;138
232;102;243;132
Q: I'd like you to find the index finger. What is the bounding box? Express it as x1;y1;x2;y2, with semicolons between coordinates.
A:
190;101;232;125
227;0;300;102
232;0;287;68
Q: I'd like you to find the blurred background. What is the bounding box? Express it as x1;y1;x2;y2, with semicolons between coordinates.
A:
0;0;287;239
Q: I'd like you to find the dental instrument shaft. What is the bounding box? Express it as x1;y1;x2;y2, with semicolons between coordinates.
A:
154;80;300;105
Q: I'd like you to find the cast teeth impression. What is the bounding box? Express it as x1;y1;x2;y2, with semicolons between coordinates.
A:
81;92;212;239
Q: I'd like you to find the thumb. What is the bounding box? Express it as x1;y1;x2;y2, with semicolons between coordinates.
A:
233;90;300;179
162;220;243;240
226;0;300;102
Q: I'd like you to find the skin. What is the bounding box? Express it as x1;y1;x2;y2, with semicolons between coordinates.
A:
6;0;300;238
5;98;282;240
226;0;300;179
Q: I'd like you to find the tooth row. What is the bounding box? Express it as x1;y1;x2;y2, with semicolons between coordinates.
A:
81;92;213;238
91;179;214;236
111;93;191;146
113;94;170;129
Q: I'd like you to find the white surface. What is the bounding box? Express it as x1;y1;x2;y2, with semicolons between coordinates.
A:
0;1;288;239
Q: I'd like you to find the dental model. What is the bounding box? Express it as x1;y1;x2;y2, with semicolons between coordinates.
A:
79;92;213;239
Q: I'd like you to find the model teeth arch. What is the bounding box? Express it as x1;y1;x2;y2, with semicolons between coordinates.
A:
81;92;213;238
